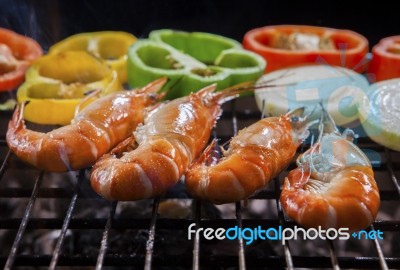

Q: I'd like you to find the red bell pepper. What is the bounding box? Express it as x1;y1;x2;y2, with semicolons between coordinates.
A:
0;28;43;91
368;36;400;81
243;25;368;73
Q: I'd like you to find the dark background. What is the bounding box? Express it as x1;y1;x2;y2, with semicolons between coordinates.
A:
0;0;399;51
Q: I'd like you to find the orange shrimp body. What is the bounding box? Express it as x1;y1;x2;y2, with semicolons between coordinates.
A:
90;84;244;201
280;122;380;232
185;109;310;204
6;78;167;172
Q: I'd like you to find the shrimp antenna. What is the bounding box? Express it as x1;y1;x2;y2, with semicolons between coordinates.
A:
211;81;298;103
245;69;298;92
17;101;29;127
220;139;231;149
210;81;255;104
254;69;296;91
203;69;297;105
304;104;319;120
317;101;340;142
260;98;266;119
251;82;297;89
75;88;102;117
260;68;295;84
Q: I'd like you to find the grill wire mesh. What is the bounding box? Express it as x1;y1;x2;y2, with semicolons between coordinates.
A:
0;96;399;269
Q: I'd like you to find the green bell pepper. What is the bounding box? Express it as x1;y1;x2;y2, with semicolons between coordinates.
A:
127;29;266;99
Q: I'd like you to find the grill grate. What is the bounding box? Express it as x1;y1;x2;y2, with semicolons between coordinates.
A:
0;96;399;269
96;200;117;269
49;169;84;269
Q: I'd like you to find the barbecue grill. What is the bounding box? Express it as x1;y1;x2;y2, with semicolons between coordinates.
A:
0;95;399;269
1;1;400;269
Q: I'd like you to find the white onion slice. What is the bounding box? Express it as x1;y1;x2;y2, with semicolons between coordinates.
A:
255;65;369;126
358;79;400;151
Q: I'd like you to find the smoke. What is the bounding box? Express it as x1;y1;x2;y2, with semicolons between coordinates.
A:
0;0;38;37
0;0;59;51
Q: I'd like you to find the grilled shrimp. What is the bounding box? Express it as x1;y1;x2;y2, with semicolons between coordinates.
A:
185;108;312;204
90;83;256;201
280;108;380;232
6;78;167;172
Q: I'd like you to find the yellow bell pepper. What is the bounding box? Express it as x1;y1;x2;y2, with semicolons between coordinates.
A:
49;31;137;83
17;51;121;125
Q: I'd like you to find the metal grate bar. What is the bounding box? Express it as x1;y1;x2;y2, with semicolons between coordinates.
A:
0;138;6;146
274;177;294;270
192;199;201;270
2;254;400;268
0;150;11;181
49;169;85;269
0;95;399;269
236;201;247;270
230;99;238;135
385;148;400;196
262;96;293;268
0;217;397;231
230;100;247;270
323;117;338;270
0;187;396;200
327;240;340;270
370;224;389;270
260;99;266;119
96;200;117;270
0;187;76;198
4;171;44;270
144;197;160;270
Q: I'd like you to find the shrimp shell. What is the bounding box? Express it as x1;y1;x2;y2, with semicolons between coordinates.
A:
90;83;251;201
280;134;380;232
6;78;167;172
185;113;306;204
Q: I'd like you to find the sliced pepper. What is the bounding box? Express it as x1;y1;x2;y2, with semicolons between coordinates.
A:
127;29;266;99
0;27;43;91
17;51;121;125
49;31;137;83
358;79;400;151
243;25;368;73
368;36;400;81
